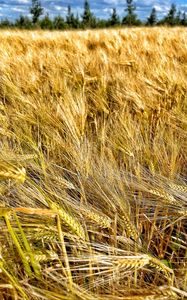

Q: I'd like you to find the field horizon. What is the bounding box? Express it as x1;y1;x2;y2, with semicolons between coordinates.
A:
0;27;186;299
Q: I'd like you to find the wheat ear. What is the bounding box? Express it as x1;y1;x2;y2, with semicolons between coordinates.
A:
149;188;179;206
0;166;26;183
26;251;58;263
122;214;139;241
83;210;112;229
50;202;85;240
114;255;150;271
168;182;187;193
149;256;174;283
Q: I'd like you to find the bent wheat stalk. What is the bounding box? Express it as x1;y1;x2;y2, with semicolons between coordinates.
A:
83;209;112;229
0;165;26;183
51;202;86;240
149;188;179;206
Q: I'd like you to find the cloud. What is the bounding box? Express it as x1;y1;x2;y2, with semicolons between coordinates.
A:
54;6;63;11
17;0;29;3
11;7;25;12
0;0;186;20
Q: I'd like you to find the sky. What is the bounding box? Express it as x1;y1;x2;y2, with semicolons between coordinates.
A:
0;0;187;21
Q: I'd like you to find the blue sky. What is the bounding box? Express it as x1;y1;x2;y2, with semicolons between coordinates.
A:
0;1;187;21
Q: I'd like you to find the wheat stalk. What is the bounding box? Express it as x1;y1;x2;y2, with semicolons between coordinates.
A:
114;255;150;271
149;188;179;206
50;202;86;240
149;256;174;283
122;214;139;241
83;210;112;229
168;182;187;193
0;28;186;299
26;250;58;263
0;166;26;183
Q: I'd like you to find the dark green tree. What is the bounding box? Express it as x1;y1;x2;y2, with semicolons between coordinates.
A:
72;13;81;29
109;8;120;26
97;19;108;28
146;7;157;26
165;3;177;25
40;13;53;29
181;12;187;26
82;0;96;28
90;15;97;28
15;15;32;29
0;18;13;28
122;0;141;26
30;0;43;24
53;15;67;30
66;5;76;28
66;5;72;26
175;10;182;25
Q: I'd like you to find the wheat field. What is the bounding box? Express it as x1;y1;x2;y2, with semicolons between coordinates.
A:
0;27;187;299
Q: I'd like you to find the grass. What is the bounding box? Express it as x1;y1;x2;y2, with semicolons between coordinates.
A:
0;27;186;299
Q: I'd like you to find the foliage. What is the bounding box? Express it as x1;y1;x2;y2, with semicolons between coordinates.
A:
96;18;109;28
0;18;13;28
15;15;32;29
40;14;54;30
53;15;67;30
181;12;187;26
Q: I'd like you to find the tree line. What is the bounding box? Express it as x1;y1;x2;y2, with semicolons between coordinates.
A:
0;0;187;29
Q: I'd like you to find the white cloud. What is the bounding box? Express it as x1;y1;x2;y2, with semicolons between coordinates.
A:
54;6;63;11
17;0;29;3
11;7;25;12
154;4;170;12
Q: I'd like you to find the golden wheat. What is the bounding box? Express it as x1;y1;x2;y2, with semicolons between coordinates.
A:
83;209;112;229
148;188;179;206
0;27;186;299
50;202;86;240
0;165;26;183
168;182;187;193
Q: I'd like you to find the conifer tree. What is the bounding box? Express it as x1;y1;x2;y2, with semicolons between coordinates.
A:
74;13;81;29
165;3;177;25
122;0;141;26
66;5;79;28
82;0;96;28
40;13;53;29
66;5;72;27
53;16;67;30
181;12;187;26
15;15;32;29
30;0;43;24
175;10;182;25
0;18;13;28
109;8;120;26
146;7;157;26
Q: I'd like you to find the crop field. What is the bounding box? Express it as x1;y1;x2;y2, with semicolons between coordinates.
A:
0;28;187;299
